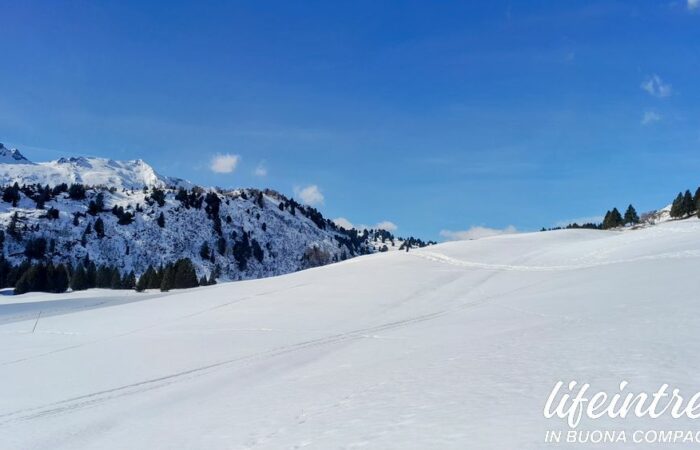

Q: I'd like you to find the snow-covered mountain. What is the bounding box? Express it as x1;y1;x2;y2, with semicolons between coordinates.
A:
0;143;31;165
2;218;699;449
0;146;189;189
0;184;391;282
0;146;423;283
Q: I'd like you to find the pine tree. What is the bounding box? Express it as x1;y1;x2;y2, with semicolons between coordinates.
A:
0;258;11;288
117;211;134;225
2;182;21;206
24;237;47;260
57;264;70;292
670;192;684;218
252;239;264;263
173;258;198;289
45;207;59;220
96;265;112;288
199;242;210;259
602;210;611;229
15;263;52;295
70;264;89;291
150;266;164;289
86;261;97;288
136;268;151;292
210;265;220;285
611;208;623;227
157;212;165;228
150;188;166;207
160;265;174;292
136;266;154;291
623;204;640;225
695;187;700;212
217;237;226;255
233;234;252;270
95;217;105;238
682;190;695;217
110;268;122;289
6;260;29;288
14;265;37;295
603;208;624;229
68;183;86;200
47;263;69;293
7;212;21;240
122;271;136;290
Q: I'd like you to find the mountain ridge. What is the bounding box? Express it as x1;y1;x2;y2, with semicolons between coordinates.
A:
0;150;190;190
0;144;431;288
0;143;31;165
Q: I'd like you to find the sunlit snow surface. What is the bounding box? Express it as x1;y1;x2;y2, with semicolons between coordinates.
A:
0;156;188;189
1;219;700;449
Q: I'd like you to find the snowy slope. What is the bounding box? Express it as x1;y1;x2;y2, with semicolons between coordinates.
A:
0;155;188;189
1;218;700;449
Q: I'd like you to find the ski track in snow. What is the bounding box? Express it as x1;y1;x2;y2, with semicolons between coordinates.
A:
0;283;311;367
0;302;468;424
0;272;530;427
412;247;700;271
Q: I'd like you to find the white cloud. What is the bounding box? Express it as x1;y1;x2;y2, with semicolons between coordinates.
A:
375;221;398;232
210;153;240;174
641;75;672;98
641;110;662;125
294;184;324;206
333;217;398;232
689;0;699;10
440;225;517;241
554;216;604;228
333;217;354;229
253;161;267;177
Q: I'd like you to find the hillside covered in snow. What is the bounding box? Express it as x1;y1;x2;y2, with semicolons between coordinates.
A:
1;218;700;449
0;146;430;288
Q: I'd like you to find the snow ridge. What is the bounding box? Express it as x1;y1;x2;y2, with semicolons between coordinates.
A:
0;154;188;190
0;144;31;165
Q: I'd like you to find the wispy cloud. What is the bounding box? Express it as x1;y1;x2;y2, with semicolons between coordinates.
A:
641;75;672;98
375;221;398;232
333;217;398;232
210;153;240;174
294;184;324;206
333;217;354;229
440;225;517;241
253;161;267;177
641;110;662;125
689;0;699;10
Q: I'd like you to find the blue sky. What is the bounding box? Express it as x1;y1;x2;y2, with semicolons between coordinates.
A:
1;1;700;240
